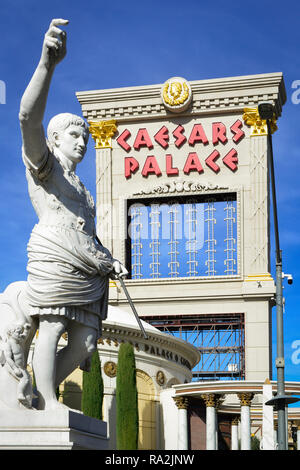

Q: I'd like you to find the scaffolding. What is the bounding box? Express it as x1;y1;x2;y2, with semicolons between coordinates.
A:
149;204;161;278
141;313;245;380
130;205;143;279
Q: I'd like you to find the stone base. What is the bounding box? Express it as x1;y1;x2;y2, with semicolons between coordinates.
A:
0;409;109;450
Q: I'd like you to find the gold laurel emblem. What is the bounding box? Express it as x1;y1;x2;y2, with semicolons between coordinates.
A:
163;80;190;106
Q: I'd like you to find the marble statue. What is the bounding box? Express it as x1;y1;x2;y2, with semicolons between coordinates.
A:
0;19;127;411
0;321;33;408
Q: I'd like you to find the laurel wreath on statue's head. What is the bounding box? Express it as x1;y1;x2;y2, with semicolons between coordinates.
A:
163;81;189;106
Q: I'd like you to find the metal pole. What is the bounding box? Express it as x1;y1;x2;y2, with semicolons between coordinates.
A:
266;120;286;450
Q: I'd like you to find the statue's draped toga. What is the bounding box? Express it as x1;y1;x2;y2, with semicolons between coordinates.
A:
23;144;112;337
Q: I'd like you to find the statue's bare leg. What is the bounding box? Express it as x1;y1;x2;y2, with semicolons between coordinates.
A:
33;315;67;410
55;321;97;388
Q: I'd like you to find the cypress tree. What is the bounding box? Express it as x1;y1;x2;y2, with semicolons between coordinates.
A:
116;342;138;450
81;350;104;420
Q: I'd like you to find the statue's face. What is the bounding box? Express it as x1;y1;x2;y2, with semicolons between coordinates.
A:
55;124;89;163
11;326;23;340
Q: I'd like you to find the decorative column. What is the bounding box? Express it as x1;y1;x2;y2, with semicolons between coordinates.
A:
274;421;278;449
262;378;275;450
237;393;254;450
89;119;118;252
201;393;218;450
242;108;277;277
231;416;240;450
173;396;189;450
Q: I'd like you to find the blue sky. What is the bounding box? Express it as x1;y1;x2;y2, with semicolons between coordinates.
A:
0;0;300;387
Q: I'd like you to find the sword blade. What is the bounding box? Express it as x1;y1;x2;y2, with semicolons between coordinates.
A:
116;275;149;340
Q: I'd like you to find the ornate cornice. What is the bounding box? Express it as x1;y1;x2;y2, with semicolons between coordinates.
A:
88;119;117;148
242;107;277;136
77;73;286;122
99;320;200;371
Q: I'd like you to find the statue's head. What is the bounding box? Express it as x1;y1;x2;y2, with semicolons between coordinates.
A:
5;322;25;340
47;113;89;164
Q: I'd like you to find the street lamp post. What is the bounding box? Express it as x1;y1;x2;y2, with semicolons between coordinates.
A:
258;102;299;450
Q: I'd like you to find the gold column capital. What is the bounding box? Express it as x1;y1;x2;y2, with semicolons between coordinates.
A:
88;119;117;149
242;107;278;136
201;393;217;407
237;392;254;406
173;396;189;410
231;416;240;426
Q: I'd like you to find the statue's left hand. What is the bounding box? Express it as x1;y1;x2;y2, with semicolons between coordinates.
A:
111;260;129;279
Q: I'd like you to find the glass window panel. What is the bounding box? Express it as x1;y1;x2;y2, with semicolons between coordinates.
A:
128;195;237;279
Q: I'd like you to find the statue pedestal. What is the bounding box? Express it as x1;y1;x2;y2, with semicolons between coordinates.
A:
0;409;109;450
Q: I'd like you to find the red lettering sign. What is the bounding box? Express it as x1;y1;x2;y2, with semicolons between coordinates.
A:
133;128;153;150
117;129;131;152
205;150;220;173
154;126;169;149
142;156;162;177
188;124;208;146
183;152;204;175
166;154;179;176
173;125;187;148
230;119;245;143
125;157;139;178
119;119;245;178
223;149;238;172
212;122;227;145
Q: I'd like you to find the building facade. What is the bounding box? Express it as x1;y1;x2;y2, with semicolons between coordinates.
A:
73;72;300;450
77;72;286;382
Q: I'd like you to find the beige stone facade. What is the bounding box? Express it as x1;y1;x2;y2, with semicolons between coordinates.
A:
77;72;286;382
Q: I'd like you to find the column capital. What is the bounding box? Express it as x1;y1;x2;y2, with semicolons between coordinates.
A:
242;107;277;136
231;416;240;426
173;396;189;410
201;393;218;407
237;392;254;406
88;119;117;149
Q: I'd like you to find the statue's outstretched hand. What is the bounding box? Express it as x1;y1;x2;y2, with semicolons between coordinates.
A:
40;18;69;69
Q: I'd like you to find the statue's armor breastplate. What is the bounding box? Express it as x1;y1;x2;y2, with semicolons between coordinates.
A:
25;150;96;237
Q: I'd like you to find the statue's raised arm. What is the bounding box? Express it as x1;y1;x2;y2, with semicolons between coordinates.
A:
19;19;69;167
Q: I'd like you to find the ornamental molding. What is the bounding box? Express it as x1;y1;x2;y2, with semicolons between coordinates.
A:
100;321;200;369
132;179;230;197
242;107;278;136
77;73;286;122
